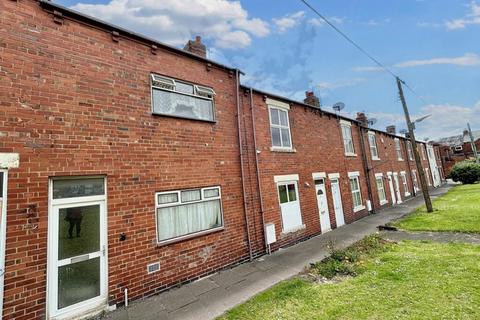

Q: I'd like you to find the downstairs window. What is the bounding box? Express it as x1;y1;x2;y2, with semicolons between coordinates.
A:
155;186;223;244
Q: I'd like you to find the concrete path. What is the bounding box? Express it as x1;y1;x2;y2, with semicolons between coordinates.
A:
380;230;480;244
102;185;451;320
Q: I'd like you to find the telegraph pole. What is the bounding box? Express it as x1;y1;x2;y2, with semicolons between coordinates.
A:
396;77;433;213
467;123;479;163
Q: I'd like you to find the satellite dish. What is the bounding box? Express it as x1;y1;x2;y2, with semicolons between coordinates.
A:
367;118;377;126
399;129;408;135
332;102;345;112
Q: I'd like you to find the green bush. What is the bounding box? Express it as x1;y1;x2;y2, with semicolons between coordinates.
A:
449;160;480;184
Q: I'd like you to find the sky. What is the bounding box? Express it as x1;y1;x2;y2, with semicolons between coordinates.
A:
55;0;480;140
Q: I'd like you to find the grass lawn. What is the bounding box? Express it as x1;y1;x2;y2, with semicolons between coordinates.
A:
394;183;480;233
218;240;480;320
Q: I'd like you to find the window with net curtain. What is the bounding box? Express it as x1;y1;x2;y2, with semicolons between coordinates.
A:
151;74;215;122
155;187;223;243
341;124;355;155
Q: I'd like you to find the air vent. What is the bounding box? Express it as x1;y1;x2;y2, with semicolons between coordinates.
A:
147;262;160;274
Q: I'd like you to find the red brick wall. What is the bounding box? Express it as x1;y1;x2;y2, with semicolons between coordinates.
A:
0;1;442;319
241;91;370;249
0;1;249;318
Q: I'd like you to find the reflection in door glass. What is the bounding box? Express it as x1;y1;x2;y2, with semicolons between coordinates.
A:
58;257;100;309
58;205;100;260
287;184;297;201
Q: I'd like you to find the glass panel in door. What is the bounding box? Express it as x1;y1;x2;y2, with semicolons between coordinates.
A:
57;204;102;310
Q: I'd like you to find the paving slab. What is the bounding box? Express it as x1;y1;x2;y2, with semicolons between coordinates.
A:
102;184;451;320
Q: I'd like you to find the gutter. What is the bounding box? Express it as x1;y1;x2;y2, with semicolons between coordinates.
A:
235;70;253;261
358;126;375;214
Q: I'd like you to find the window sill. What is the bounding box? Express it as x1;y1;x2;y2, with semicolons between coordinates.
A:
404;192;411;197
345;153;357;157
281;224;306;235
156;226;225;247
372;157;381;161
270;147;297;153
398;159;404;161
379;200;388;206
353;205;366;213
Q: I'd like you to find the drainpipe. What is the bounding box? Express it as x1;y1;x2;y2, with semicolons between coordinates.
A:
249;88;268;254
358;125;375;214
235;69;253;261
403;139;415;196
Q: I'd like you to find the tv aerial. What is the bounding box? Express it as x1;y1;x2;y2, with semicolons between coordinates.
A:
332;102;345;113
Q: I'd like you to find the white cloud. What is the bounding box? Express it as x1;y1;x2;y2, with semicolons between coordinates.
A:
445;1;480;30
394;53;480;67
368;101;480;140
354;53;480;72
70;0;270;50
307;16;343;27
273;11;305;33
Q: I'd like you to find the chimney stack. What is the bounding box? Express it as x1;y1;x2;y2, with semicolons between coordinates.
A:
356;112;368;127
303;91;321;109
463;129;469;137
184;36;206;58
386;125;396;135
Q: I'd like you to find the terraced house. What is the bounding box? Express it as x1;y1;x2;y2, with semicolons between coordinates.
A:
0;1;444;319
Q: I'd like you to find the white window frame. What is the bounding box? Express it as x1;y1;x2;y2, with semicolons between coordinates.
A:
425;168;431;186
407;141;414;161
155;186;224;245
368;132;380;160
341;120;356;156
348;172;364;212
394;138;403;161
374;173;388;205
150;73;216;122
421;144;427;160
400;171;410;197
268;101;293;151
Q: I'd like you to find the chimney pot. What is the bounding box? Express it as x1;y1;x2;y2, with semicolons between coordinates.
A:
386;125;396;135
303;91;321;109
184;35;207;58
356;112;368;127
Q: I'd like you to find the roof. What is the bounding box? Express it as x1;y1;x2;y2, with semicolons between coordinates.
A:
241;86;426;143
436;130;480;147
38;0;239;73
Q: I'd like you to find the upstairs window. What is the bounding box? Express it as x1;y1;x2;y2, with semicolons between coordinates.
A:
269;105;292;149
341;121;355;156
395;139;403;160
368;132;379;160
151;74;216;122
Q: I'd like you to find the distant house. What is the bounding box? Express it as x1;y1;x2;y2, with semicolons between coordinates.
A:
436;129;480;176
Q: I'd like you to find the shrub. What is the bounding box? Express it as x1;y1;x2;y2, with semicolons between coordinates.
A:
449;160;480;184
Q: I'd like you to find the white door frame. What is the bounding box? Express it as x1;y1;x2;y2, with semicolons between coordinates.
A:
387;173;396;205
329;176;345;227
47;178;108;320
314;178;331;233
0;170;8;319
393;173;402;204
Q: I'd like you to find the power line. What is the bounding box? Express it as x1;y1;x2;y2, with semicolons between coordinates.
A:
299;0;432;105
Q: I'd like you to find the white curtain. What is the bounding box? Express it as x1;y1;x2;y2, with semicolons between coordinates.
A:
157;200;221;241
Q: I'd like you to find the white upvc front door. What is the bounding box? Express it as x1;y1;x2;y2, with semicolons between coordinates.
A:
393;173;402;204
0;170;8;319
330;178;345;227
48;178;108;320
277;181;303;232
315;179;331;233
387;174;396;205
